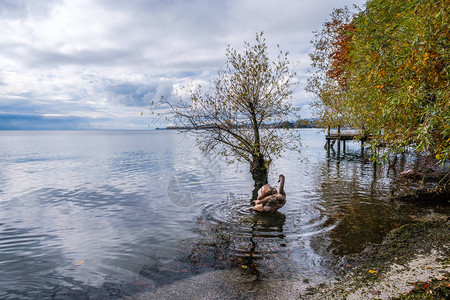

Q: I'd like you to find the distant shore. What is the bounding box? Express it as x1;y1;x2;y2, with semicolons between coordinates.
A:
156;119;319;131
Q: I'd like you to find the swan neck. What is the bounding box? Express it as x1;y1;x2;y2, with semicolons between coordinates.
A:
278;177;285;194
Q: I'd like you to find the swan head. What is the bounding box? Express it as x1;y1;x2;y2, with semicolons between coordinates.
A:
278;174;285;182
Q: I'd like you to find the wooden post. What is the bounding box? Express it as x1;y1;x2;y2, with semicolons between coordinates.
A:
337;125;341;157
337;138;341;157
326;126;331;155
361;126;365;156
343;140;346;153
361;139;365;156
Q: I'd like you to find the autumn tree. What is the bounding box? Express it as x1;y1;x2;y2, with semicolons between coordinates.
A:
309;0;449;166
307;7;356;129
347;0;449;163
159;33;299;193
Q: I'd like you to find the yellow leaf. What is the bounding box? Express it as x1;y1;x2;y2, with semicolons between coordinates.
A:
74;260;85;266
241;265;248;269
369;269;377;274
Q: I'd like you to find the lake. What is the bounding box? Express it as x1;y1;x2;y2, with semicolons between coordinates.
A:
0;129;446;299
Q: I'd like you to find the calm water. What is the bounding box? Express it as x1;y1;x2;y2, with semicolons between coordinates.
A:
0;129;446;299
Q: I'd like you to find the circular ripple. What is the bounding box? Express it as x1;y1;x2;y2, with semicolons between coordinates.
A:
192;192;339;280
200;192;337;240
202;193;253;227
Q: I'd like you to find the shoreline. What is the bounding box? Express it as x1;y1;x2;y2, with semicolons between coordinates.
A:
303;215;449;299
304;250;449;299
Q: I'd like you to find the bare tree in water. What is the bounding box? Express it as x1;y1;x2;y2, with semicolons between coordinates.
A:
155;33;299;196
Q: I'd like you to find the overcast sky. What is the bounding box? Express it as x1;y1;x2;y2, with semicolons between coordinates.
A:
0;0;366;130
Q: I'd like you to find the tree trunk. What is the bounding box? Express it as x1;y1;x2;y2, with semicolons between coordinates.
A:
250;154;268;199
249;112;269;199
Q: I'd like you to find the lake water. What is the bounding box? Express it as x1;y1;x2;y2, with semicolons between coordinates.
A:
0;129;447;299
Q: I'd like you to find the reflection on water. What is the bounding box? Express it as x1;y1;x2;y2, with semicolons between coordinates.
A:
189;194;291;278
0;130;447;299
181;192;335;283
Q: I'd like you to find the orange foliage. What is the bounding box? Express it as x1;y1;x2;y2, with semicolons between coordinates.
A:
327;22;356;88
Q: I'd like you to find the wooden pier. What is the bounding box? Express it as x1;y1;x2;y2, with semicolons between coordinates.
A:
325;126;370;156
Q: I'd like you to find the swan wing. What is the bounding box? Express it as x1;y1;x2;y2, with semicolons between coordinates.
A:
257;184;277;200
260;194;286;212
254;194;272;206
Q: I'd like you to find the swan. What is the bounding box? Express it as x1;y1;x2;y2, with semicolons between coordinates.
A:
256;183;277;200
252;174;286;213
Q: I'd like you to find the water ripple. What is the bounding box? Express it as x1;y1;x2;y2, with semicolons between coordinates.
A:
186;192;337;280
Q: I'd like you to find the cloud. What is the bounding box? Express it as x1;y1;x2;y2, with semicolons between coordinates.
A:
24;48;135;68
0;0;366;129
0;113;92;130
102;82;158;107
0;0;62;20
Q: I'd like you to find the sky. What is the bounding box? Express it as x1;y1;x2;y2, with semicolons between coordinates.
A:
0;0;366;130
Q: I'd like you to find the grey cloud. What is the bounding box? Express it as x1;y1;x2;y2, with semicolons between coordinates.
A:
0;0;62;19
0;113;92;130
0;40;143;71
26;48;137;68
0;97;40;113
103;80;176;107
95;1;233;61
0;40;135;68
106;83;155;107
0;95;100;118
0;96;111;130
99;0;230;28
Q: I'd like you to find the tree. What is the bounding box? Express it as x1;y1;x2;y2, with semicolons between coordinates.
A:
309;0;449;166
306;7;356;129
346;0;449;163
158;33;299;193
